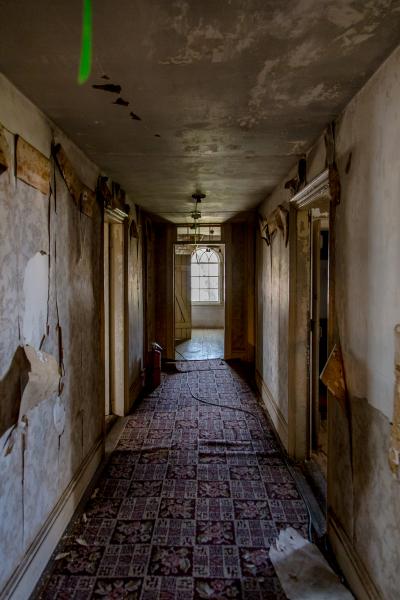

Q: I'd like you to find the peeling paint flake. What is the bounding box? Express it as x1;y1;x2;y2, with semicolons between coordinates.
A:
92;83;121;93
113;97;129;107
320;344;347;409
0;345;59;439
19;345;60;419
22;252;49;349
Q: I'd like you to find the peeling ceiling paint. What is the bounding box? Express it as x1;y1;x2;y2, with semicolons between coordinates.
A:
0;0;400;222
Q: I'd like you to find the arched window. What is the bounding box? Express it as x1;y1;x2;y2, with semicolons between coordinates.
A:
191;247;221;303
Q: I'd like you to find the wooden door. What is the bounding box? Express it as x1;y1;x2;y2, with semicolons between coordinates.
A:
175;254;192;342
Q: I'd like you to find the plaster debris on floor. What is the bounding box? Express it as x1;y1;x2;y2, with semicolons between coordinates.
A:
270;527;353;600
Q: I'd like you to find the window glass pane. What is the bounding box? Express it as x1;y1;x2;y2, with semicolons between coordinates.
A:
209;288;219;302
199;263;208;276
191;247;221;302
199;276;209;288
198;251;208;263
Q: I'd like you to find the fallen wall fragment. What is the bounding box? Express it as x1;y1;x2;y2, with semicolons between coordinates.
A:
270;527;353;599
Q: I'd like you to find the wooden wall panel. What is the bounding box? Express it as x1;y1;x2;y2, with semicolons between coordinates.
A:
224;216;256;362
153;223;175;359
16;136;50;195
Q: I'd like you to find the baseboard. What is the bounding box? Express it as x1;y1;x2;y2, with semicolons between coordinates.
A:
1;438;104;600
256;370;288;449
128;373;143;411
328;511;383;600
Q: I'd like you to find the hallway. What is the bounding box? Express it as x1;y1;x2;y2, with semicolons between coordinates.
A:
35;361;307;599
1;3;400;598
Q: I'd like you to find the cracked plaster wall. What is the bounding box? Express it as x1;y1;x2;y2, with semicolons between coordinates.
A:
127;204;145;405
0;75;103;593
256;169;293;439
256;44;400;598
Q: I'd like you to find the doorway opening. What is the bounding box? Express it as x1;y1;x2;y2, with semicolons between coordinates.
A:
309;211;329;478
174;243;225;360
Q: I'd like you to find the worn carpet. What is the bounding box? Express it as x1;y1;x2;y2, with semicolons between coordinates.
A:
35;360;309;599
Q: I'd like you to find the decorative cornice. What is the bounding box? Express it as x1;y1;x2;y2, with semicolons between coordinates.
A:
290;169;330;209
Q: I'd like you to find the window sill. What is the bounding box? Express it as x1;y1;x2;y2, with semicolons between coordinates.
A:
192;301;224;307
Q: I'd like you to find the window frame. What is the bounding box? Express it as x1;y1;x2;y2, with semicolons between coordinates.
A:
191;247;224;306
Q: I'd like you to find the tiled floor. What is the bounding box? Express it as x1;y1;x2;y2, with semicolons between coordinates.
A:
175;329;224;360
35;360;309;599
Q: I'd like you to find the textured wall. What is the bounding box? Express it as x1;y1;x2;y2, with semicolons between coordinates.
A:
330;44;400;599
0;76;103;592
256;172;293;433
127;205;144;403
256;45;400;598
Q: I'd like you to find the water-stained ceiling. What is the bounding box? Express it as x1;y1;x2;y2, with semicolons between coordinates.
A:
1;0;400;222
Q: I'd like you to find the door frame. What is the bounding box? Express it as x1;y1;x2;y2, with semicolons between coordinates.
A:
173;240;226;359
288;169;334;460
103;207;129;417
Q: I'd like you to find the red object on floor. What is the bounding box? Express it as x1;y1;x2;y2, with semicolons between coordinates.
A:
148;346;161;389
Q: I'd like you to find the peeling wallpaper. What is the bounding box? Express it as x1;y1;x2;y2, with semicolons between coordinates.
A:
22;252;49;349
0;81;103;592
256;44;400;599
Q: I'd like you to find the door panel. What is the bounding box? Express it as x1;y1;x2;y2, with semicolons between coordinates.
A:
175;254;192;342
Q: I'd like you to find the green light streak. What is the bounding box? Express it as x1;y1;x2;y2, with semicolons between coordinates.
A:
78;0;92;85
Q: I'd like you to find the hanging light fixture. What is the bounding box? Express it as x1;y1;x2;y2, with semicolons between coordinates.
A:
190;192;205;247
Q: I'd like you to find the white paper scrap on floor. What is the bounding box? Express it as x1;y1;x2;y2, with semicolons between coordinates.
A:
269;528;354;600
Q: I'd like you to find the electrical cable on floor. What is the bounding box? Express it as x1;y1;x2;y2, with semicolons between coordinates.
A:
175;349;189;361
167;358;314;543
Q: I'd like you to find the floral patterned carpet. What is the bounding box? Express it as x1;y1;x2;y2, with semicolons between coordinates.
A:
35;360;309;599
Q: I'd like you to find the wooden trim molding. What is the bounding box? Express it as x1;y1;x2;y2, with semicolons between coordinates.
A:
104;206;129;224
290;169;330;209
0;124;9;174
256;370;288;449
328;511;384;600
287;168;333;461
16;136;50;195
1;439;103;600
